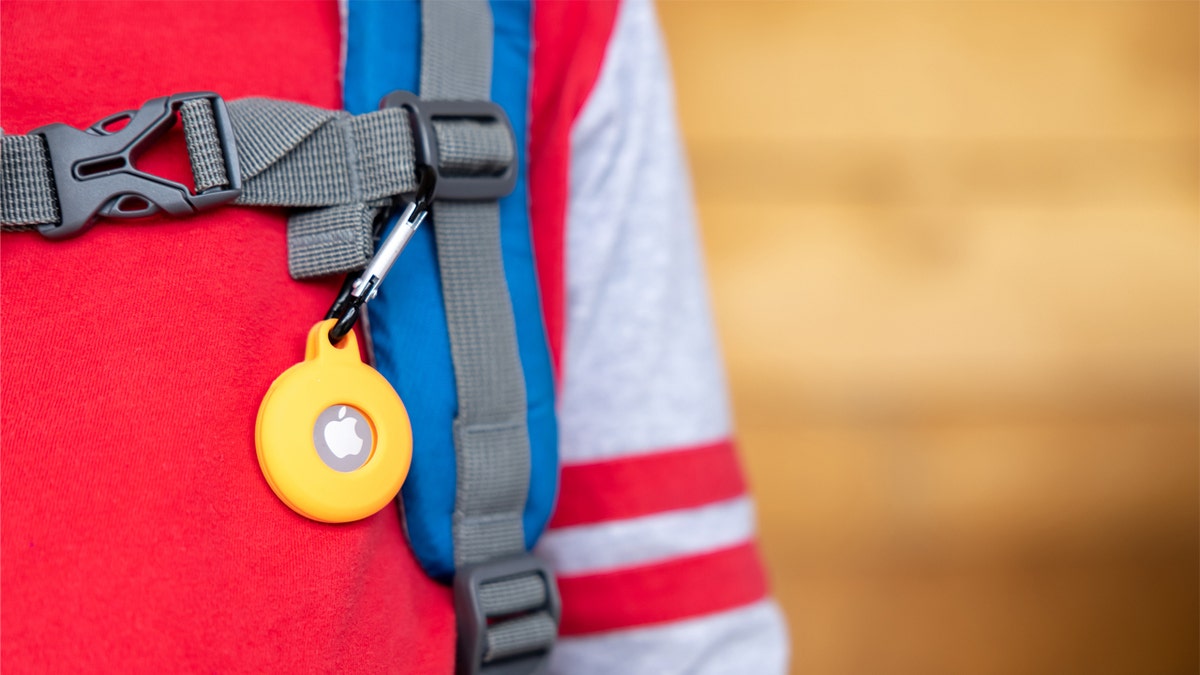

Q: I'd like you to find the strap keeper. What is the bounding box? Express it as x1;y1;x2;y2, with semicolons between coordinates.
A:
454;554;561;675
381;90;516;201
287;202;380;280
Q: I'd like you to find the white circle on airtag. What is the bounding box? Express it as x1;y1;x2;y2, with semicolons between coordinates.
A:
312;405;373;472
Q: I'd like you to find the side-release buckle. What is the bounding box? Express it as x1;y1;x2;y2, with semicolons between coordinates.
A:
381;90;517;201
455;554;561;675
32;92;242;240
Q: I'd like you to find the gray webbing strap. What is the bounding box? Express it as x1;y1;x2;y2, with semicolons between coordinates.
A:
0;97;513;280
421;0;557;671
485;613;558;662
192;98;419;279
425;0;527;568
478;574;549;615
1;133;58;228
420;0;493;101
179;101;230;191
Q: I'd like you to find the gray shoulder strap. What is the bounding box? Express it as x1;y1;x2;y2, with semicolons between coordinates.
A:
420;2;559;674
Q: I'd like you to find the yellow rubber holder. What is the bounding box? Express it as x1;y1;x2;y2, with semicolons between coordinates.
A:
256;319;412;523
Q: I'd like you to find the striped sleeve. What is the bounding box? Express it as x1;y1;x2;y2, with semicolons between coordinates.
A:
534;0;789;670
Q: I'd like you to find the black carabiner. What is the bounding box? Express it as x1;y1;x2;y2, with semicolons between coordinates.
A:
325;170;436;345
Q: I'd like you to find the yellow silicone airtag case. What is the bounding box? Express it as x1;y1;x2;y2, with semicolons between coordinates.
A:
256;319;412;523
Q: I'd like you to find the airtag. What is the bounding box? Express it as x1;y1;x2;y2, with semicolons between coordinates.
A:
313;405;373;472
256;319;412;523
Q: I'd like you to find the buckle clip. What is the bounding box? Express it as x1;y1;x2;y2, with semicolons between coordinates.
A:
381;90;517;201
454;554;561;675
32;92;242;240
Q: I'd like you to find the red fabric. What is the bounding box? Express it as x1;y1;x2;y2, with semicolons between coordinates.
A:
549;439;748;528
0;3;454;672
556;543;770;636
527;0;620;376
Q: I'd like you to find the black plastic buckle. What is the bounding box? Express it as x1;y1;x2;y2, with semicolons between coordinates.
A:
454;555;561;675
32;92;242;240
381;90;517;201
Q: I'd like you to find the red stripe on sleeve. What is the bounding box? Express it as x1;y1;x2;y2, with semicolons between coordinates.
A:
549;439;747;528
557;542;769;636
528;0;620;377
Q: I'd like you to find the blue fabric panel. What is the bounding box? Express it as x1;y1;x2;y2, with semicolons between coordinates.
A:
344;0;557;582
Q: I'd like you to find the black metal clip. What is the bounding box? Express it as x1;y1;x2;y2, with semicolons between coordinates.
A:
32;92;242;240
325;170;436;345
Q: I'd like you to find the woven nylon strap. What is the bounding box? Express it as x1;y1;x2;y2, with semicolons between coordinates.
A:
0;98;513;279
0;133;58;229
421;0;557;670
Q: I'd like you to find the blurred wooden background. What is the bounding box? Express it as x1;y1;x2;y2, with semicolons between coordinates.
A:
657;2;1199;673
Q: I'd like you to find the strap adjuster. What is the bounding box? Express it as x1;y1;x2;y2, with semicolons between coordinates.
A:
454;554;561;675
32;92;242;240
381;90;517;201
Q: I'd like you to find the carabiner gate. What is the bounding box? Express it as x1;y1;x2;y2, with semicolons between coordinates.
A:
326;171;436;344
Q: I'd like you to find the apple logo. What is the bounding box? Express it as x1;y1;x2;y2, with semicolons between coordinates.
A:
313;405;373;472
324;406;365;458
